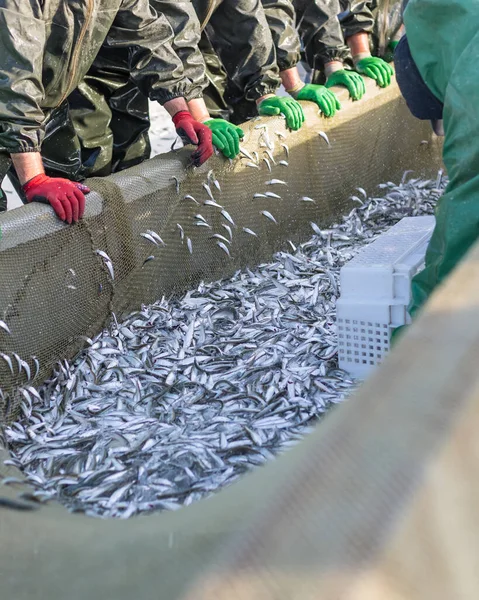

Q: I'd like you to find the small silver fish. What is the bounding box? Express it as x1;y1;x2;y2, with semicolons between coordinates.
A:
146;230;166;246
245;161;260;169
165;369;176;386
203;182;215;201
32;356;40;380
242;228;258;237
0;320;11;335
263;158;271;172
208;170;221;192
260;130;274;151
253;193;268;199
318;131;331;146
264;150;275;165
239;147;255;162
204;200;224;209
195;214;208;224
20;360;31;381
12;353;22;374
265;192;281;199
170;176;180;194
350;195;364;205
222;224;233;241
142;256;155;266
216;241;231;257
301;196;316;204
265;179;287;186
310;221;322;235
184;194;199;205
0;353;14;375
221;209;235;227
278;160;289;167
281;143;289;158
177;223;185;242
187;238;193;254
95;250;115;280
261;210;278;224
209;234;231;245
356;187;367;198
140;233;160;246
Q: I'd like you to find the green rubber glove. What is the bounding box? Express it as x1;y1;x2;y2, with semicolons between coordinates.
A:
355;56;394;88
294;84;341;117
258;95;305;131
204;119;244;159
325;69;366;101
383;39;400;63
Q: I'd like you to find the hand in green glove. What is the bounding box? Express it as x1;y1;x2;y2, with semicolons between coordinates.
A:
355;56;394;88
383;39;400;63
325;69;366;101
293;84;341;117
258;95;305;131
204;118;244;159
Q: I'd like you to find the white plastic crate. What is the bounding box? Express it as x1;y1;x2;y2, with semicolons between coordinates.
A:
337;216;435;378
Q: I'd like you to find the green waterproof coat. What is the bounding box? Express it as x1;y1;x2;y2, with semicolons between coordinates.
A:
404;0;479;316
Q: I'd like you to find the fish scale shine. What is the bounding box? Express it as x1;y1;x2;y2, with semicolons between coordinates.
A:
5;174;444;519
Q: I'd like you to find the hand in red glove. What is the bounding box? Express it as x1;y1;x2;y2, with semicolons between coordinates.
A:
23;174;90;224
172;111;213;167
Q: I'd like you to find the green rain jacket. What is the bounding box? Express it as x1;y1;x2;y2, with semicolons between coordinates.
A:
0;0;198;156
404;0;479;315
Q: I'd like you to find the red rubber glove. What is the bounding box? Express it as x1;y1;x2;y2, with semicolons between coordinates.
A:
23;174;89;223
172;111;213;167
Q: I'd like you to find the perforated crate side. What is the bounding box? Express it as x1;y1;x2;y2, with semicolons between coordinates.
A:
337;303;392;378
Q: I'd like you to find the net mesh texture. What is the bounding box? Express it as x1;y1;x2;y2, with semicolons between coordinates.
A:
0;81;446;600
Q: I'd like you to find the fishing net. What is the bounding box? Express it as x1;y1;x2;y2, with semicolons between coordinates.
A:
0;81;447;599
0;81;441;411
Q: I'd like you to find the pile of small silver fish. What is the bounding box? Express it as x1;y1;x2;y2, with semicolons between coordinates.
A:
4;172;444;518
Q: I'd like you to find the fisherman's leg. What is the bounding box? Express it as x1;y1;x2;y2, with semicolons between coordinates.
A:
108;82;151;172
42;102;90;180
68;77;115;177
199;33;232;121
